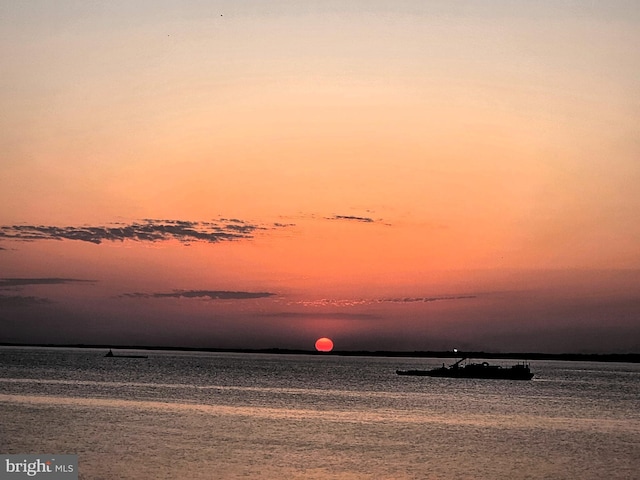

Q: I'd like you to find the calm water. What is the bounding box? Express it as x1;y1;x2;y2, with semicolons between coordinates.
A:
0;347;638;479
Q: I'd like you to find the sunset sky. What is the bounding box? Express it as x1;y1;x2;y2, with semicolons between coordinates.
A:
1;1;639;353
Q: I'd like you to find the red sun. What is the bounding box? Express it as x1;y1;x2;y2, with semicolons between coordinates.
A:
315;337;334;352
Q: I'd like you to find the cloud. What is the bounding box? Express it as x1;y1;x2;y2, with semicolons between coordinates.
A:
323;214;393;226
0;278;95;306
381;295;477;303
260;312;381;320
288;295;477;308
326;215;375;223
0;295;53;307
122;290;276;300
0;218;291;245
0;278;96;289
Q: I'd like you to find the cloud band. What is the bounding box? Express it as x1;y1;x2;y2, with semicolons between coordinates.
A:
0;218;290;245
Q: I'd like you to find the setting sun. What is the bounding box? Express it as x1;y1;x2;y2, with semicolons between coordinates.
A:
315;337;334;352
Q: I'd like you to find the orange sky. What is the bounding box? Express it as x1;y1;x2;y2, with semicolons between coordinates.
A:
1;1;639;352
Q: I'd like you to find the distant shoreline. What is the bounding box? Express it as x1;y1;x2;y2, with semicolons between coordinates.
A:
1;343;638;363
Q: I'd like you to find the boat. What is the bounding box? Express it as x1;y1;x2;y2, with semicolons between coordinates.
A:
104;349;148;359
396;357;533;380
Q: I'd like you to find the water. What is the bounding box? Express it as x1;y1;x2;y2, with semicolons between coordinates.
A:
0;347;638;479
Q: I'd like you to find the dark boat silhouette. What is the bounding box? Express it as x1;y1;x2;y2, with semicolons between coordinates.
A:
396;357;534;380
104;349;148;359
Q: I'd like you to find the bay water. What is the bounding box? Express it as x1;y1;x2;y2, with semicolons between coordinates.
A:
1;347;638;479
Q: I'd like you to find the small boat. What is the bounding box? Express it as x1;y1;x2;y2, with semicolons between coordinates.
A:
396;357;533;380
104;349;148;359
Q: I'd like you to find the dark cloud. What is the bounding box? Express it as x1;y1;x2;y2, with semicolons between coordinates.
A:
0;278;96;288
327;215;375;223
0;295;53;307
0;218;290;245
381;295;477;303
260;312;381;320
122;290;276;300
0;278;95;307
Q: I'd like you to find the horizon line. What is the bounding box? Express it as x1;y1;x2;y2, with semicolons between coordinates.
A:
0;342;638;363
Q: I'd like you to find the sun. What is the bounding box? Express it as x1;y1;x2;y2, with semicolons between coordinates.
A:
315;337;334;352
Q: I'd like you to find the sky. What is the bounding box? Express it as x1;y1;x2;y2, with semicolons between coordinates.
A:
1;1;639;353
